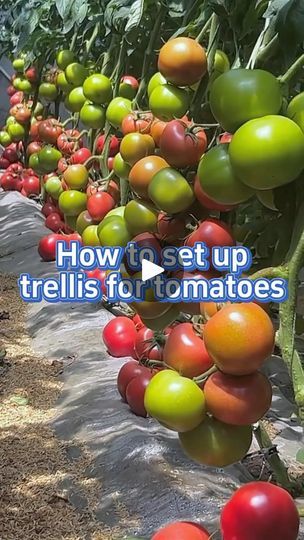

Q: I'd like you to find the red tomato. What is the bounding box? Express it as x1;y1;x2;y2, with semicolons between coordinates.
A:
7;162;23;174
219;132;233;143
102;316;137;357
26;141;42;156
57;157;69;173
126;372;154;417
87;191;115;221
163;323;213;378
157;212;187;245
38;119;63;145
70;147;92;165
0;158;10;169
3;145;19;163
160;120;207;168
96;134;120;156
194;175;236;212
1;172;21;191
108;156;114;171
121;112;153;135
57;129;83;155
117;360;150;401
135;327;163;361
220;481;299;540
41;201;59;217
132;314;145;330
38;233;60;261
7;85;16;97
152;521;211;540
186;218;235;250
45;212;64;233
107;179;120;203
9;91;24;106
85;268;107;294
25;66;38;83
22;175;40;195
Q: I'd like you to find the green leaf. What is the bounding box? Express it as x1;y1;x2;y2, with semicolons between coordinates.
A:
276;0;304;62
71;0;88;24
125;0;145;32
263;0;290;18
56;0;74;19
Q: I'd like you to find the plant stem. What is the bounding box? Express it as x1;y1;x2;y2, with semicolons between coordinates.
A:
279;53;304;85
70;27;79;52
113;37;128;97
249;266;288;280
193;365;218;384
83;22;100;63
100;122;112;177
134;3;166;107
195;15;213;45
254;423;294;491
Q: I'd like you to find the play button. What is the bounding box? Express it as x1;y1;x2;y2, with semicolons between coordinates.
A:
142;259;165;281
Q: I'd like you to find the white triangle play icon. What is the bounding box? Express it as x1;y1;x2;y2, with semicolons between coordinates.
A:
142;259;165;281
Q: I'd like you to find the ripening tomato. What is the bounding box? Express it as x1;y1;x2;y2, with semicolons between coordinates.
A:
120;132;155;166
152;521;211;540
117;360;151;401
113;152;131;179
7;85;16;97
163;323;213;378
38;233;60;261
194;175;236;212
11;104;31;124
144;370;206;432
87;191;115;221
210;68;283;132
45;176;64;199
57;129;83;155
129;155;169;199
229;115;304;190
24;66;38;83
126;372;154;417
160;120;207;168
102;316;137;357
124;199;158;235
1;172;19;190
38;145;62;174
149;168;194;214
96;134;120;156
63;164;89;190
179;416;252;467
70;147;92;165
10;91;24;106
186;218;235;250
149;85;190;121
106;97;132;128
158;38;207;87
0;158;10;170
121;112;153;135
45;212;64;233
119;75;139;100
82;225;100;246
197;144;254;205
220;482;300;540
83;73;112;104
38;119;63;144
76;210;97;234
204;371;272;425
204;303;275;375
156;212;187;245
26;141;42;156
150;118;167;146
85;268;107;293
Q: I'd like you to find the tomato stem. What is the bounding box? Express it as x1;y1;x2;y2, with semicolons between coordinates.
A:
278;53;304;85
195;15;213;45
193;364;218;384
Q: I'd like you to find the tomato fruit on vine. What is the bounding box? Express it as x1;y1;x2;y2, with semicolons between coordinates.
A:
38;83;58;101
45;176;63;199
87;192;115;221
76;210;97;234
65;62;88;86
204;303;275;375
56;71;73;93
149;85;190;121
102;316;137;357
82;225;100;246
160;121;207;168
120;132;155;166
7;122;25;142
186;218;235;250
229;115;304;189
126;372;154;417
117;361;150;401
79;103;106;129
209;69;283;133
38;146;62;173
220;482;300;540
158;37;207;87
38;233;60;261
148;168;194;214
106;97;132;128
129;155;169;199
124;199;158;235
113;153;131;179
179;416;252;467
58;190;87;216
83;73;113;104
65;87;86;112
119;75;139;100
147;72;167;97
63;164;88;190
38;119;63;145
98;216;132;247
56;50;76;70
144;370;206;432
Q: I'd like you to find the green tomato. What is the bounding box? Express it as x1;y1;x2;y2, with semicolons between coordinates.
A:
148;167;194;214
56;50;77;70
45;176;63;199
106;97;133;128
149;84;190;121
209;69;283;133
179;416;253;467
59;190;87;217
147;72;167;98
76;210;97;234
256;189;278;211
98;217;132;247
6;116;16;126
33;101;44;117
56;71;73;93
13;77;23;90
113;152;131;179
144;370;206;432
83;74;113;105
12;57;25;72
197;144;253;205
29;153;45;174
65;63;88;87
213;49;230;74
7;122;25;142
124;199;158;235
64;87;86;113
18;79;33;93
229;115;304;189
82;225;101;246
105;206;125;219
79;103;106;129
38;145;62;174
39;83;58;102
64;214;78;230
0;130;12;147
286;92;304;132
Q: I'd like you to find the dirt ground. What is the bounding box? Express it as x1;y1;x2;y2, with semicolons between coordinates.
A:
0;274;120;540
